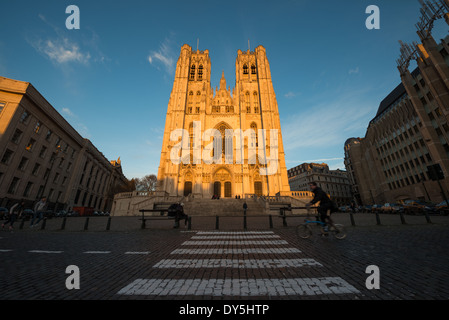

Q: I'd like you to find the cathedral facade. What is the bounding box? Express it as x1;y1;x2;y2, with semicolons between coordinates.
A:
157;44;291;198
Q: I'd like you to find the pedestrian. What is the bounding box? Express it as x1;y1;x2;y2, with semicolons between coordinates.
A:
173;203;188;229
31;197;48;228
2;200;25;231
243;202;248;216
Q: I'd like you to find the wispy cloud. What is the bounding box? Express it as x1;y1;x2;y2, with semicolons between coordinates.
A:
349;67;360;75
59;107;90;138
286;157;344;164
284;91;300;99
148;35;176;74
32;38;90;65
61;107;74;117
282;89;375;151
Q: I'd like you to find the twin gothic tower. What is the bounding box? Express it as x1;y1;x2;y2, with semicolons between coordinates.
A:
157;44;291;198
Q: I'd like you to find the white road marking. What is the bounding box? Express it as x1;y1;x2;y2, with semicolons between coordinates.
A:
170;248;301;255
182;240;289;246
191;235;280;240
0;249;13;252
196;231;274;235
153;258;321;269
125;252;151;255
83;251;111;254
29;250;63;254
117;278;360;296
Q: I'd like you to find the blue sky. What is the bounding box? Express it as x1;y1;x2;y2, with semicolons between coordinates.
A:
1;0;448;179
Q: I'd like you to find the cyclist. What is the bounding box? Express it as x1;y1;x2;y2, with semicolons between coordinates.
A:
306;182;336;233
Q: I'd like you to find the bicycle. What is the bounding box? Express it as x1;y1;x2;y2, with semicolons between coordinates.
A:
296;209;347;240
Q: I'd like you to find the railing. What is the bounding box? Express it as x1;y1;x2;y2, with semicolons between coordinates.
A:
114;191;156;199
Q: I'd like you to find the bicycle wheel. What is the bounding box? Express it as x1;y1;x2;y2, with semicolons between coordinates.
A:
332;224;347;240
296;224;312;239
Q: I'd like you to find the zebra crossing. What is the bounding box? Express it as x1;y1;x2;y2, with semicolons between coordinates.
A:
117;231;360;297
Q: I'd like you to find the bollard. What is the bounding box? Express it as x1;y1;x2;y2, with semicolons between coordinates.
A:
375;212;381;225
40;218;47;230
84;217;89;231
187;217;192;230
243;215;247;230
61;217;67;230
215;216;219;230
424;212;432;224
282;215;287;227
106;217;111;231
19;218;25;230
349;213;356;226
399;211;406;225
269;215;273;229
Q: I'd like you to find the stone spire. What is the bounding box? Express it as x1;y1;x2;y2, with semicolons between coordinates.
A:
219;71;227;90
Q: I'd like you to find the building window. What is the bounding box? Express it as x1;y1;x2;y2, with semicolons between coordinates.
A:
23;182;33;197
37;185;44;199
62;176;67;186
20;110;30;123
39;146;47;158
1;149;14;164
46;130;52;141
25;139;36;151
0;102;5;113
251;64;257;74
48;188;54;201
11;129;23;144
44;168;50;180
195;107;200;114
8;177;20;194
67;162;72;171
34;121;41;134
32;163;41;176
198;65;203;80
71;150;76;159
53;172;60;183
190;65;196;80
55;137;61;148
18;157;28;171
243;64;249;75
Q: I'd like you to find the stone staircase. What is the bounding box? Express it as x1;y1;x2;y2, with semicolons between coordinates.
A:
183;198;267;216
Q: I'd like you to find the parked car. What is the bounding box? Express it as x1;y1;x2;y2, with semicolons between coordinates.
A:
0;207;9;220
435;201;449;215
403;200;436;215
55;210;68;217
381;203;403;213
371;204;383;213
104;212;110;216
363;205;372;213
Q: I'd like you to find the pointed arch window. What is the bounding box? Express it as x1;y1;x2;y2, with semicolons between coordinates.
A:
198;65;203;80
254;91;259;113
251;64;257;74
246;92;251;113
190;65;196;80
243;64;249;75
250;122;258;149
187;91;194;114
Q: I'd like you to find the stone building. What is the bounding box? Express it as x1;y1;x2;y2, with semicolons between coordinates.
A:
288;163;353;206
156;44;291;198
0;76;127;211
344;2;449;205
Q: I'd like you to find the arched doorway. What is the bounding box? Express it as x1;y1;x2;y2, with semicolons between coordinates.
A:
254;181;262;196
224;182;232;198
214;181;221;198
184;181;192;197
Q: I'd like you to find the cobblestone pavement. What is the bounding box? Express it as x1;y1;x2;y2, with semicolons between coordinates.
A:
0;219;448;300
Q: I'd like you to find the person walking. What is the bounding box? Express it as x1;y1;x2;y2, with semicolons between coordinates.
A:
31;197;48;228
2;200;25;231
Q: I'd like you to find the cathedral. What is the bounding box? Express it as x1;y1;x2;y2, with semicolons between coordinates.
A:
156;44;291;198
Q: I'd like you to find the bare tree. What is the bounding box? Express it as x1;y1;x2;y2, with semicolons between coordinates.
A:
135;174;158;192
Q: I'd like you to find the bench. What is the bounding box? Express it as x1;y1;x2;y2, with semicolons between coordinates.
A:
139;209;191;229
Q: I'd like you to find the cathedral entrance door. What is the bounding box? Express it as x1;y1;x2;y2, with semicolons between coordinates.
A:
184;181;193;197
254;181;263;196
224;182;232;198
214;181;221;198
